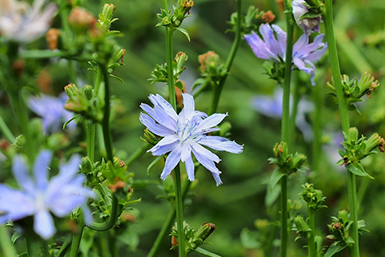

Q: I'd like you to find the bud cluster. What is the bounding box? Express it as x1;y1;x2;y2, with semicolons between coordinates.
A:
64;83;104;122
269;142;307;175
325;210;368;255
328;72;380;113
156;0;194;29
149;52;188;91
227;6;266;36
171;222;216;253
301;183;326;212
337;127;385;178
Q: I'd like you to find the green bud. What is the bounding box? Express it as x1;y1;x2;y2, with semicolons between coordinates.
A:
365;133;384;153
192;223;215;244
81;156;93;174
83;85;93;100
101;4;116;22
338;210;349;224
291;153;306;169
294;216;310;233
254;219;269;232
346;127;359;143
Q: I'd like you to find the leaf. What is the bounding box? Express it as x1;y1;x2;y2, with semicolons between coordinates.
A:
324;242;347;257
269;168;286;189
346;163;374;179
176;27;191;41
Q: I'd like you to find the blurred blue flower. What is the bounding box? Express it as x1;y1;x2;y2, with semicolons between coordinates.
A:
0;150;94;239
28;93;75;134
251;88;314;141
292;0;321;35
244;23;327;85
0;0;57;43
140;93;243;186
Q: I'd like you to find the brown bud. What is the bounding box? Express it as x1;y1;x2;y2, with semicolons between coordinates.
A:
68;7;97;30
36;69;52;94
262;11;276;23
0;139;10;151
46;29;61;50
108;178;126;193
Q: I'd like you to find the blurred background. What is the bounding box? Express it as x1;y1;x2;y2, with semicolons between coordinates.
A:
2;0;385;256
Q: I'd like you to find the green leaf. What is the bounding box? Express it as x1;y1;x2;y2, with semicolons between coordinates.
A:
269;168;286;189
176;27;191;41
194;247;222;257
324;242;347;257
347;163;374;179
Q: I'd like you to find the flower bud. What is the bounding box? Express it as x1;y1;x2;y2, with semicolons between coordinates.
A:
68;7;97;32
46;29;61;50
292;0;321;35
346;127;359;143
82;85;93;100
101;3;116;22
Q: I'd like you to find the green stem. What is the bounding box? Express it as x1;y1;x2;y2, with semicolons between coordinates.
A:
166;27;176;109
126;143;151;168
289;79;299;148
174;165;186;257
100;65;114;162
324;1;359;256
208;0;242;115
86;123;96;162
57;236;72;257
308;208;316;257
312;83;322;173
279;1;294;256
86;194;119;231
147;176;192;257
0;114;15;143
69;219;84;257
147;208;175;257
0;226;17;257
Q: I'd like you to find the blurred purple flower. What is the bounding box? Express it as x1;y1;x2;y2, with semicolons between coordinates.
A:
0;150;94;239
28;93;75;134
292;0;321;35
140;93;243;186
0;0;57;43
244;23;327;85
251;88;314;141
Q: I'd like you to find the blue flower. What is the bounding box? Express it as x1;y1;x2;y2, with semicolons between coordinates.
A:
251;88;314;141
28;93;75;134
140;93;243;186
292;0;321;35
0;150;94;239
244;23;327;85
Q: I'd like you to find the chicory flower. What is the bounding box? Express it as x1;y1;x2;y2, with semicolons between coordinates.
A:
244;23;327;85
0;0;56;43
140;93;243;186
292;0;321;35
0;150;94;239
28;93;75;134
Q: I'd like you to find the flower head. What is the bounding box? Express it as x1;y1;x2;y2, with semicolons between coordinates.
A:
292;0;321;35
251;88;314;141
28;93;75;134
0;0;56;43
244;23;327;85
0;150;94;239
140;93;243;186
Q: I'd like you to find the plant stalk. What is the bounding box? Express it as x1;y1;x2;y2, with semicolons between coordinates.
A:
324;0;359;256
173;164;186;257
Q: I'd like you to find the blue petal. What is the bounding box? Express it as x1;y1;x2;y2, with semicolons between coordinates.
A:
150;141;179;156
149;94;178;121
0;185;35;223
139;113;174;137
190;141;221;163
199;136;243;154
160;145;182;180
212;173;223;186
179;94;196;123
34;210;55;239
140;103;177;131
191;142;221;175
180;143;192;162
184;155;195;182
34;150;52;190
195;113;228;133
12;155;35;194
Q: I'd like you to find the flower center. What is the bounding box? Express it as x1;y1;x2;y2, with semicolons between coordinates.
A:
177;119;199;143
